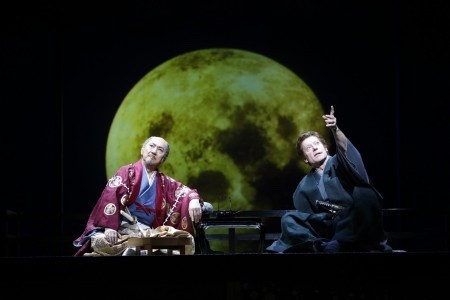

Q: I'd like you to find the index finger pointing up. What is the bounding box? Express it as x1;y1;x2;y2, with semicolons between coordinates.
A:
330;105;335;116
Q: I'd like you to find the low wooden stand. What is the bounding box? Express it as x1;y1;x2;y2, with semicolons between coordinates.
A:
127;237;191;255
197;217;265;253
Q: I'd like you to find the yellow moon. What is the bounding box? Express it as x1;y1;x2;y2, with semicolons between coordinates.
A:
106;48;325;210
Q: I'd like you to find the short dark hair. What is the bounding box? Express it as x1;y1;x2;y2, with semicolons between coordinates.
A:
296;131;328;159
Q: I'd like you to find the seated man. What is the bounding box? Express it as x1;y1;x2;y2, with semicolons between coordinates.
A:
73;136;205;256
267;106;392;253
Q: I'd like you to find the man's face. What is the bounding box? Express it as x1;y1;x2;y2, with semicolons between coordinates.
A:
141;137;168;167
301;136;328;166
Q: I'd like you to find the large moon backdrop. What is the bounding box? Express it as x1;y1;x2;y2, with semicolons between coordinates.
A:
106;48;326;210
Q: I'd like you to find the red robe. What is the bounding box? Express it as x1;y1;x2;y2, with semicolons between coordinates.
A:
73;159;203;256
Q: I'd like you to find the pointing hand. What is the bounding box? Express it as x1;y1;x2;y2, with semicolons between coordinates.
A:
323;105;337;129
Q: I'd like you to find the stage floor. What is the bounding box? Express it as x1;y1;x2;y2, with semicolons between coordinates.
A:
1;251;449;299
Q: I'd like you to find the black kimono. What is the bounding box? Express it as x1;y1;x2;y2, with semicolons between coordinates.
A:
266;134;391;253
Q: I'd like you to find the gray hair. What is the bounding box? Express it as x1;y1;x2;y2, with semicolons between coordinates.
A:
142;136;170;161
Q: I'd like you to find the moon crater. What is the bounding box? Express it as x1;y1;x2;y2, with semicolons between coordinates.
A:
106;48;325;210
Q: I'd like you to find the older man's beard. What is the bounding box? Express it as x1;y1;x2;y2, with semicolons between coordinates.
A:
144;156;153;166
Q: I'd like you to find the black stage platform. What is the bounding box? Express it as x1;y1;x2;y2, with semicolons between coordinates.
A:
2;252;449;299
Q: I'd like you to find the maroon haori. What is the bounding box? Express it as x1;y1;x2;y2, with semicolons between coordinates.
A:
73;159;203;256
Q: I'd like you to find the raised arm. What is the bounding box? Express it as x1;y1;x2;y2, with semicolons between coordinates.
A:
322;105;347;154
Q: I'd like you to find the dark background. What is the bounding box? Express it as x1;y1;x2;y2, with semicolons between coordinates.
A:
3;1;449;256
